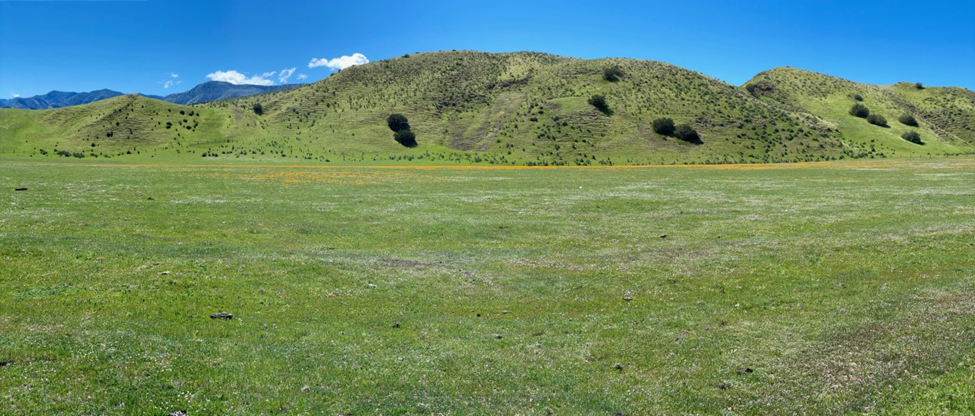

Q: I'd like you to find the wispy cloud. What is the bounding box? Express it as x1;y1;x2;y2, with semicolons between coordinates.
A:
170;73;179;78
279;67;296;83
160;79;183;89
308;53;369;70
206;70;275;86
11;93;19;98
296;73;308;80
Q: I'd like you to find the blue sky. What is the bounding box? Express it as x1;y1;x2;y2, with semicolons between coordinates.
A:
1;0;973;98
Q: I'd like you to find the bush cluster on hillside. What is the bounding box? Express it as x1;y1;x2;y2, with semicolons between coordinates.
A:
898;113;918;127
674;124;701;143
867;114;888;127
602;66;624;82
394;130;417;147
652;118;676;135
745;80;776;97
588;94;610;114
651;117;700;143
253;103;263;116
387;114;410;132
849;103;870;118
387;114;417;147
902;131;923;144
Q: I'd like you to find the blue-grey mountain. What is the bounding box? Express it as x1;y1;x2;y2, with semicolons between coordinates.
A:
0;82;303;109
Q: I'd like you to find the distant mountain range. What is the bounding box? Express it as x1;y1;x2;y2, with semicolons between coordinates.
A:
0;81;303;109
159;81;302;105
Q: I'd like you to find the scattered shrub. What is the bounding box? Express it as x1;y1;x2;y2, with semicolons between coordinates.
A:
898;113;918;127
849;103;870;118
652;118;676;136
394;129;417;147
745;80;776;97
674;124;701;143
588;94;610;113
902;131;922;144
252;103;263;116
914;82;924;90
387;114;410;132
603;66;624;82
853;94;863;101
866;114;888;127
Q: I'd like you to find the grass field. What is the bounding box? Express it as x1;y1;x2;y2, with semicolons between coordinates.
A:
1;158;974;414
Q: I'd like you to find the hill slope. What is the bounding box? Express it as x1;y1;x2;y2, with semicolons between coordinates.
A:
2;51;973;164
0;94;234;157
744;68;975;156
196;51;859;165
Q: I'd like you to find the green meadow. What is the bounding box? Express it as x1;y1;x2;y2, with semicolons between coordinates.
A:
1;158;973;414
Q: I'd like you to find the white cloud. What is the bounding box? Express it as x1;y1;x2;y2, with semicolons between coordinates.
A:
279;67;296;83
205;70;275;86
170;73;179;78
11;93;19;98
296;73;308;80
308;53;369;70
161;79;183;89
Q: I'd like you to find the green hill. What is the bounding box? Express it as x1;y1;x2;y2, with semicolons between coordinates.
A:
0;94;237;159
2;51;973;164
744;67;975;156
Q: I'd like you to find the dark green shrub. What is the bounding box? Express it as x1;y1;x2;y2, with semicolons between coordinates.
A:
914;82;924;90
898;113;918;127
866;114;888;127
745;80;776;97
588;94;609;113
849;103;869;118
652;118;676;135
394;129;417;147
603;66;624;82
902;131;922;144
853;94;863;101
674;124;701;143
253;103;263;116
387;114;410;132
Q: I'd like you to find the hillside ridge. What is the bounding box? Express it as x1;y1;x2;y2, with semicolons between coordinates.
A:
2;50;973;164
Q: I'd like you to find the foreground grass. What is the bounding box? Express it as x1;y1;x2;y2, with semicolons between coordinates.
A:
1;158;973;414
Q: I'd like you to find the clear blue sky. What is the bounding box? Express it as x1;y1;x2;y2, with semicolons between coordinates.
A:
1;0;973;98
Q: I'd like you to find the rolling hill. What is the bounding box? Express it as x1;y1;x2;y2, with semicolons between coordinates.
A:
744;67;975;156
1;51;972;165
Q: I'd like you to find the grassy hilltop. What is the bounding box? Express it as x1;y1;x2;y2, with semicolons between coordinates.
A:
2;51;973;165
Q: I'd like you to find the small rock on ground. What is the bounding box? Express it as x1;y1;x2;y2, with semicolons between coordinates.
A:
210;312;233;320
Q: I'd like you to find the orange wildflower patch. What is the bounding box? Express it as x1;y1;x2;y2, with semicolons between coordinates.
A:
236;170;438;185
